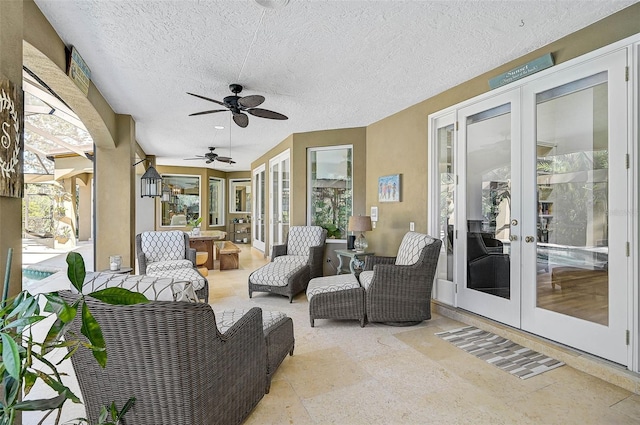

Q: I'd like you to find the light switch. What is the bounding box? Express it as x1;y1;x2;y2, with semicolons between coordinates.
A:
410;222;415;231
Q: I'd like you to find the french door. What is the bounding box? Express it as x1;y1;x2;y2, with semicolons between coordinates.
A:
269;150;290;254
252;164;266;252
520;49;629;365
450;48;630;364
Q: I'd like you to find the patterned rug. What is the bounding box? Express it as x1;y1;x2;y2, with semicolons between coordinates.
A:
436;326;564;379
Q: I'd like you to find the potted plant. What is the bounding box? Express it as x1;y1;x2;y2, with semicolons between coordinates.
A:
0;251;146;424
187;216;202;236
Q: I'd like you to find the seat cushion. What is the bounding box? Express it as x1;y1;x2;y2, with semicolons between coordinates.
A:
395;232;437;266
78;272;198;302
273;255;308;267
140;230;186;262
216;309;288;334
147;267;207;290
146;259;195;274
249;262;307;287
306;274;361;301
359;270;374;290
286;226;325;256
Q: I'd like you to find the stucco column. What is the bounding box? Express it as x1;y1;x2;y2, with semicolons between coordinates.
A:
0;0;23;301
94;115;136;270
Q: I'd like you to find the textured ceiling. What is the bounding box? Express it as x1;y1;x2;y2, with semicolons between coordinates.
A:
33;0;637;171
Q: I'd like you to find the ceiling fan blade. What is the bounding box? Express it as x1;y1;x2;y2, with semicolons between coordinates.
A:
238;95;265;108
233;112;249;128
216;156;233;163
247;108;288;120
187;92;226;106
206;159;213;164
183;156;205;160
189;109;227;116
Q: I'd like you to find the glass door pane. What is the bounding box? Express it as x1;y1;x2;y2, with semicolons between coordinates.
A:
252;165;266;252
437;122;455;282
465;103;512;300
271;162;280;248
281;157;290;238
535;72;609;325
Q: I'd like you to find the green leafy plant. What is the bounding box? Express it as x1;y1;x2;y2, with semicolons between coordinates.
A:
0;251;148;424
321;224;342;239
187;216;202;228
67;397;135;425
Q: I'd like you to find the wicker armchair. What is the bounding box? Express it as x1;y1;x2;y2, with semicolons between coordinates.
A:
359;232;442;325
59;292;267;425
249;226;327;302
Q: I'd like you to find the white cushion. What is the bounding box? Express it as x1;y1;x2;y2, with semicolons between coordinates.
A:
216;309;288;335
146;267;207;290
306;274;360;301
273;255;308;267
395;232;437;266
146;259;194;274
249;262;306;287
77;272;198;302
359;270;374;290
140;231;187;262
286;226;325;256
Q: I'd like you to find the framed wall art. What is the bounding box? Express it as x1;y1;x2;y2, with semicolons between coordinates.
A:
378;174;401;202
0;75;24;198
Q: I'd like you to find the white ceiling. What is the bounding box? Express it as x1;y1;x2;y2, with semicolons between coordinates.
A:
33;0;637;171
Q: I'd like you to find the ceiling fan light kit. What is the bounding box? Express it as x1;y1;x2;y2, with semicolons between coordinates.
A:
188;84;288;128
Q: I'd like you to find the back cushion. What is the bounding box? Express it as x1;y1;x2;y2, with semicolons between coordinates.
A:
287;226;325;256
141;231;186;262
395;232;436;266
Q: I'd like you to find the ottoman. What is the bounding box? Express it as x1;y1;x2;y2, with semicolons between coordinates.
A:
248;262;309;303
306;274;365;327
147;267;209;302
216;309;295;393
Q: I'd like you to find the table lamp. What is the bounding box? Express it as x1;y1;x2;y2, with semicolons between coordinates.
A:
348;215;372;253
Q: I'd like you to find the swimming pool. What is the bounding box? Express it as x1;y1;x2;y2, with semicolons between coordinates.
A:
22;267;56;283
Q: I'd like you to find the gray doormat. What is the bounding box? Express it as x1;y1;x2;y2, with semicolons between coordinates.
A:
436;326;564;379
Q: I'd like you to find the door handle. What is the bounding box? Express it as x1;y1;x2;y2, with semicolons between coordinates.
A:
525;236;535;243
511;219;518;226
509;235;518;241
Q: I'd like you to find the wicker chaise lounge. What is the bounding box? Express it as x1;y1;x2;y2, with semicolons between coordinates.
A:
249;226;327;302
60;292;267;425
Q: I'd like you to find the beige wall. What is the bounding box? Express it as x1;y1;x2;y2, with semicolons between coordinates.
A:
0;0;24;300
365;3;640;256
251;127;366;271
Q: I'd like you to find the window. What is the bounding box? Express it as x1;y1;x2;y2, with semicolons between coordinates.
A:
229;179;252;213
307;146;352;239
161;175;200;227
209;177;224;226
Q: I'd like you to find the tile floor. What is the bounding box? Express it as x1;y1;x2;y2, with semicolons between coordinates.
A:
22;243;640;424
